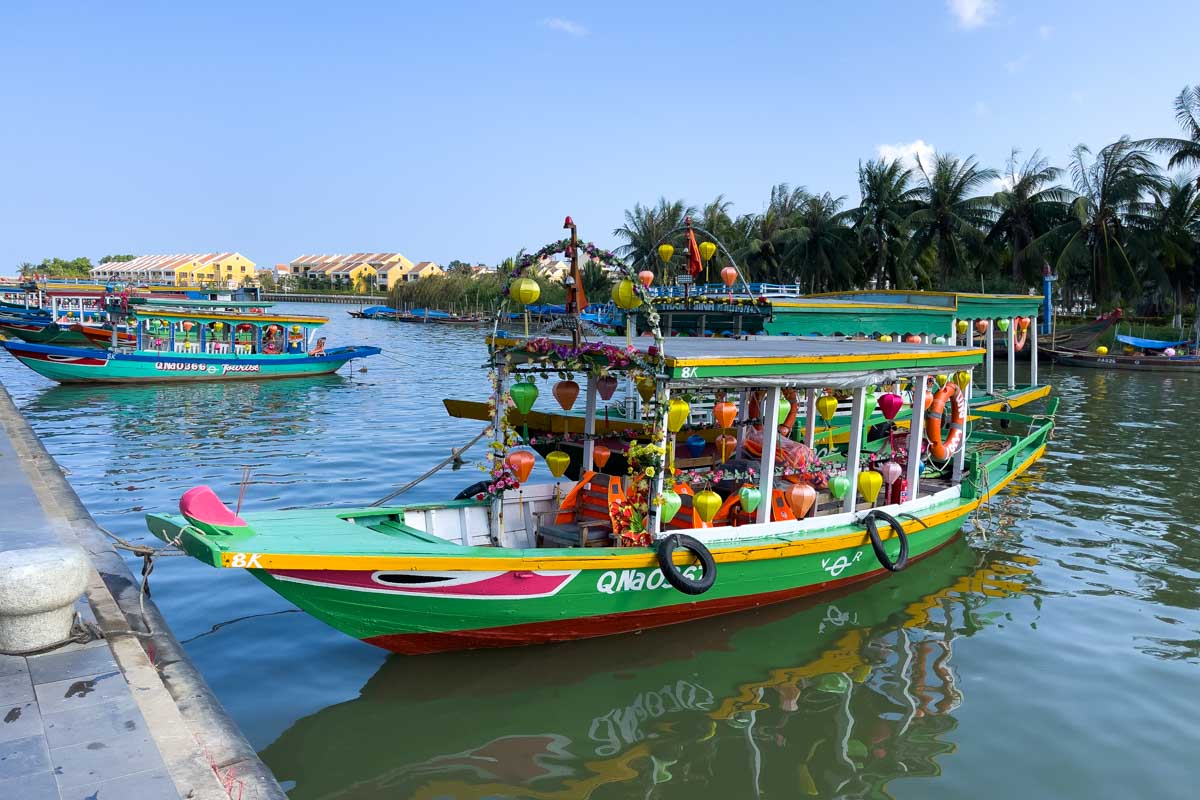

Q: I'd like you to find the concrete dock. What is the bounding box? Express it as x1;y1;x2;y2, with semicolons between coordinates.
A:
0;385;285;800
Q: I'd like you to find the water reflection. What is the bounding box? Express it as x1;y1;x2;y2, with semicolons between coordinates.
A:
261;542;1039;800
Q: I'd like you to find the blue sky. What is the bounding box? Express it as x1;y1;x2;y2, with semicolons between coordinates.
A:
1;0;1197;273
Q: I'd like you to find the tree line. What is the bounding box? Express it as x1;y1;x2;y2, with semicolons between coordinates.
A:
613;84;1200;323
15;254;135;279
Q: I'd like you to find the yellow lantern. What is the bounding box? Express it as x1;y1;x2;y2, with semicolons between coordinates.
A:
509;277;540;306
858;471;883;505
956;319;969;335
694;489;721;523
816;395;838;423
545;450;570;478
1096;346;1109;355
698;241;717;262
935;373;948;387
611;279;642;310
954;370;971;391
879;334;892;342
657;244;674;265
667;398;690;433
636;375;656;402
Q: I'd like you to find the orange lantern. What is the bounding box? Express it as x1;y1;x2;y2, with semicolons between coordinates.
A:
638;270;654;288
504;451;535;483
552;380;580;410
974;319;989;335
720;266;738;288
904;334;922;344
713;401;737;429
716;434;738;461
592;444;611;470
787;483;816;518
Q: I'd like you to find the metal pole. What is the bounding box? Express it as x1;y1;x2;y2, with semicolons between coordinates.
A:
583;374;597;473
735;390;750;458
803;388;817;449
648;385;670;538
1007;319;1016;390
1030;323;1039;387
844;387;867;514
906;377;928;501
756;388;780;524
985;323;994;397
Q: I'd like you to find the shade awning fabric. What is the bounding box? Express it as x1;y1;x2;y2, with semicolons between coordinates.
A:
1115;334;1189;349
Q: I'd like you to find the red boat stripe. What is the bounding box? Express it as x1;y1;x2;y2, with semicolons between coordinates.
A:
270;568;576;598
363;535;958;655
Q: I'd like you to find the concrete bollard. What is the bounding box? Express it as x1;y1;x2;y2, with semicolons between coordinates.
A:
0;546;90;654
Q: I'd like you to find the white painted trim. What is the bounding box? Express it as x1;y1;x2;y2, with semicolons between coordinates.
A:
756;388;780;524
844;386;866;514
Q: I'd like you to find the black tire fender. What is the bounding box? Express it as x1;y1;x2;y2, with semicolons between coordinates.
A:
454;480;492;500
863;509;909;572
656;534;717;595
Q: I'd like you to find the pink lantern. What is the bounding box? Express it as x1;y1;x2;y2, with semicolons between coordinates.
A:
879;392;904;421
596;375;618;401
878;461;902;488
1164;347;1177;357
638;270;654;288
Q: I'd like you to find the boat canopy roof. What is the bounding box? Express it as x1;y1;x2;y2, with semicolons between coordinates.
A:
135;308;329;325
769;298;953;337
128;298;271;309
493;334;984;389
810;290;1043;321
1115;333;1190;349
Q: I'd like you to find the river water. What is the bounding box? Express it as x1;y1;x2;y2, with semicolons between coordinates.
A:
2;304;1197;799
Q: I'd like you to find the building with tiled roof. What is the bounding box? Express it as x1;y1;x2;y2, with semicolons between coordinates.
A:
90;253;256;287
289;253;414;291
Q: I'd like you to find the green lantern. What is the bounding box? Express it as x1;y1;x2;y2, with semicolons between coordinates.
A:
509;381;538;415
776;396;791;426
829;475;850;500
660;489;682;523
738;486;761;514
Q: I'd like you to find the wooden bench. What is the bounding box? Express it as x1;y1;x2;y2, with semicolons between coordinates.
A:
536;472;624;548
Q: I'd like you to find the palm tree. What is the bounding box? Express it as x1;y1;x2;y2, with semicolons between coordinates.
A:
848;159;922;288
1036;137;1166;306
905;153;999;285
734;184;812;284
787;193;860;292
612;198;696;279
1129;176;1200;325
1140;85;1200;184
580;261;613;300
986;149;1073;282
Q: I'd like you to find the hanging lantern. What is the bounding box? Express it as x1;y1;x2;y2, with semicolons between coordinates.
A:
787;483;817;518
592;444;611;470
1096;345;1108;355
1017;316;1031;332
611;279;642;309
862;388;878;422
291;325;302;334
904;334;922;344
829;475;850;500
657;244;675;265
878;460;902;489
638;270;654;288
596;375;618;401
1165;347;1177;357
935;373;948;387
694;489;721;523
698;241;718;262
182;321;195;332
667;398;690;432
997;318;1010;333
509;381;539;414
858;471;883;505
720;266;738;288
716;434;737;461
509;277;541;306
954;371;972;391
974;320;989;335
776;396;791;426
660;489;682;523
636;375;656;402
212;322;224;332
956;320;969;335
879;334;893;342
545;450;570;478
879;393;904;421
739;486;761;514
685;435;706;458
552;379;580;410
505;450;535;483
816;395;838;423
713;401;737;429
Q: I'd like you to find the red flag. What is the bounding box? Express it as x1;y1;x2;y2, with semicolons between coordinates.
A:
687;227;703;278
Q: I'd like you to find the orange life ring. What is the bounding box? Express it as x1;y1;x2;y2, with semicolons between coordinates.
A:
924;383;966;461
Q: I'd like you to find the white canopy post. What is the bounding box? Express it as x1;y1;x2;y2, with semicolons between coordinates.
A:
1007;318;1016;390
735;390;750;458
648;384;671;538
950;318;958;343
953;376;971;481
491;364;508;541
906;376;929;501
1030;322;1039;386
966;321;974;348
803;388;818;449
756;388;781;524
985;322;995;396
843;387;867;513
583;374;597;473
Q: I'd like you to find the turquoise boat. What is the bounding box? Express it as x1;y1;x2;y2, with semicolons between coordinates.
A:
1;303;379;383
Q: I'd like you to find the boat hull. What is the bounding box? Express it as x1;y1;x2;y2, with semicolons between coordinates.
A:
1;340;381;383
1050;348;1200;372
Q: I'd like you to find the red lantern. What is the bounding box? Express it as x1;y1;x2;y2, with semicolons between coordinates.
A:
505;450;535;483
879;392;904;421
974;320;989;335
552;380;579;410
904;334;922;344
593;444;611;470
720;266;738;288
1017;316;1031;331
596;375;618;401
713;401;737;429
787;483;816;518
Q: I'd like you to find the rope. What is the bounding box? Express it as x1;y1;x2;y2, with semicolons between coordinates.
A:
370;426;490;506
0;613;105;657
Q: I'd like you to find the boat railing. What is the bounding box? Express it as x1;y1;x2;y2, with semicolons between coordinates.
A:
646;283;805;299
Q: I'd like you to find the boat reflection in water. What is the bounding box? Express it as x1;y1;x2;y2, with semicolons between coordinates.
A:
260;541;1039;799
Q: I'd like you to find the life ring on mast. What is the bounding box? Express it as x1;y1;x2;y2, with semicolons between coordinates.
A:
656;534;716;595
863;510;909;572
924;382;966;461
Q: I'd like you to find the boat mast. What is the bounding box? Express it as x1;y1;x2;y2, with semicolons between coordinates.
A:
563;215;584;349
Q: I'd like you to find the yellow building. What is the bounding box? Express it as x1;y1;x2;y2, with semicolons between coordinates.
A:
398;260;444;283
90;253;257;287
290;253;413;290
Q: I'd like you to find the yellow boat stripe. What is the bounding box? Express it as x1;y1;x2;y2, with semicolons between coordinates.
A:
218;444;1046;571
